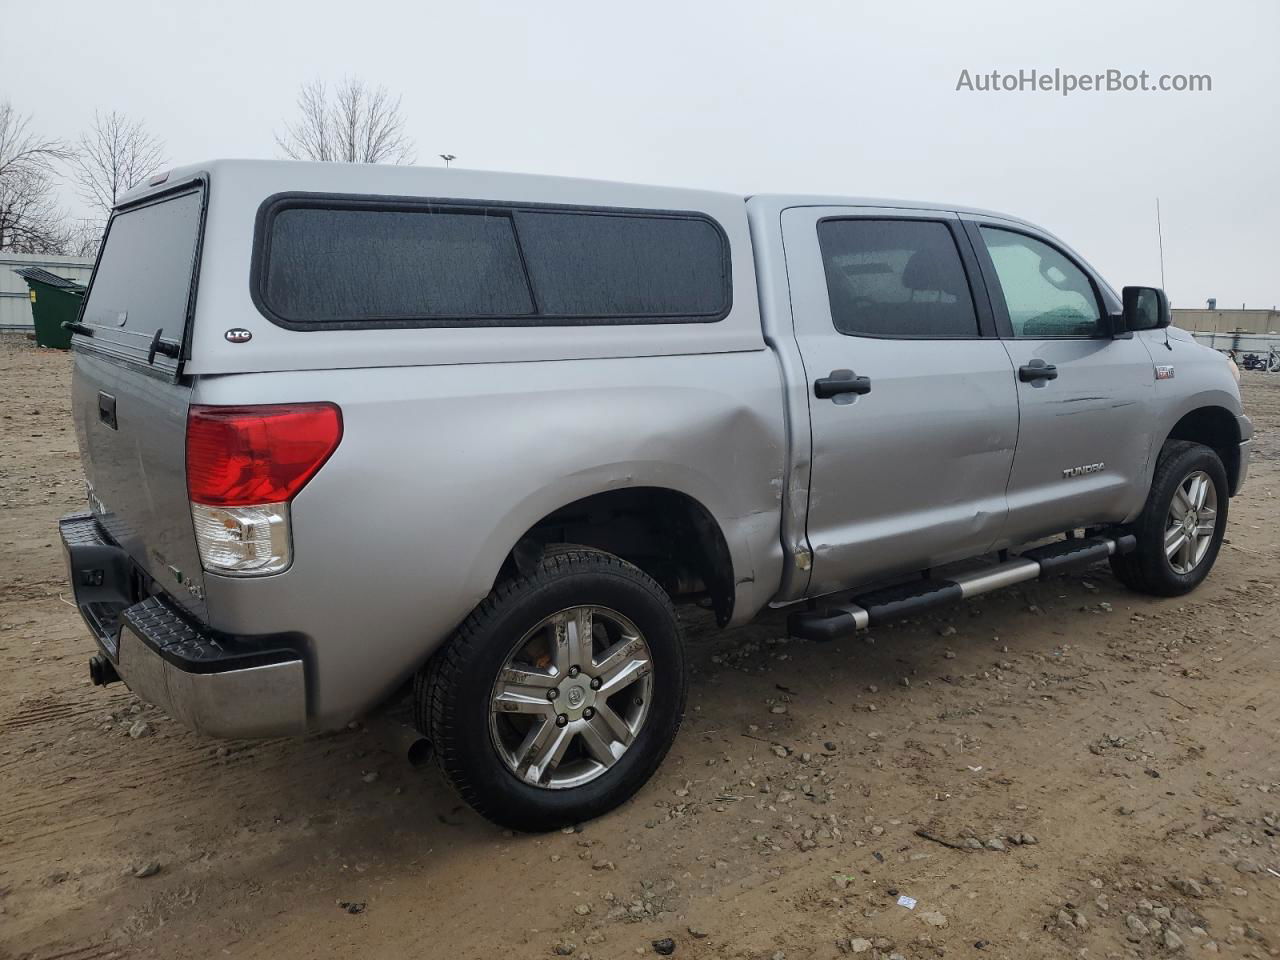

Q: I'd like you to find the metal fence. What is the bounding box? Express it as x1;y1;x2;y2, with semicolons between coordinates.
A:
1189;330;1280;354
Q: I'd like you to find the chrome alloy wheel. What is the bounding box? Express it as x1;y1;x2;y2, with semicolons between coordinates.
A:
1165;469;1218;575
488;606;654;789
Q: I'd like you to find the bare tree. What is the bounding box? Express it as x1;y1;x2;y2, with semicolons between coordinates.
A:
70;110;166;222
0;101;72;253
65;218;105;258
275;78;416;164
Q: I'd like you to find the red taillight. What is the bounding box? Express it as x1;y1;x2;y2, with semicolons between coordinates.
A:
187;403;343;507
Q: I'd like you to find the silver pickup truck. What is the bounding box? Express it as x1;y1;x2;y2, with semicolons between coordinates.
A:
59;160;1250;830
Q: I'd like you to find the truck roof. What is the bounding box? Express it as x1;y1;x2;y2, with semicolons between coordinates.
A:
744;193;1037;229
118;159;1036;229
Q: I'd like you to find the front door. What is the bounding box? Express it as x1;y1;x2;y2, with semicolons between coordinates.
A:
781;207;1020;598
966;220;1156;543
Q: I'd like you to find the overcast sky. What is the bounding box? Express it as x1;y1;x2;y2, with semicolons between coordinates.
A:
5;0;1276;308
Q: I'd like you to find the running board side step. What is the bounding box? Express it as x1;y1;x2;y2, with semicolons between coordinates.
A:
788;533;1136;642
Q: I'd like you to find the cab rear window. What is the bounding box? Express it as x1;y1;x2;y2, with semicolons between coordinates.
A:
253;195;731;329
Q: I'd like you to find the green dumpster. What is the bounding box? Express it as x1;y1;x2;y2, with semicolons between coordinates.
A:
14;267;86;350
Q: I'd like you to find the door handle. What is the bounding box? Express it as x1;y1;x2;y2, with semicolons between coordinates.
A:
98;392;117;430
814;370;872;399
1018;361;1059;383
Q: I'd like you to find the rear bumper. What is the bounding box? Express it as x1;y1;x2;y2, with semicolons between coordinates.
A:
59;513;308;738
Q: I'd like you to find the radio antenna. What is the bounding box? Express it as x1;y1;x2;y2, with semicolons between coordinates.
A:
1156;197;1167;289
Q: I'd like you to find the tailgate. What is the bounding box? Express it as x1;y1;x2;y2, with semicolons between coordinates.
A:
69;179;209;618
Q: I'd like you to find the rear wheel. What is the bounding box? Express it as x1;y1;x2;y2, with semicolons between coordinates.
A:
1110;440;1229;596
416;546;686;831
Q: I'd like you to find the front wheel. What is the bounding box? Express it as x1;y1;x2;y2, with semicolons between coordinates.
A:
1110;440;1229;596
415;547;687;831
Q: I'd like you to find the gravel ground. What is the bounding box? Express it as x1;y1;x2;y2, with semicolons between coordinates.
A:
1;334;1278;960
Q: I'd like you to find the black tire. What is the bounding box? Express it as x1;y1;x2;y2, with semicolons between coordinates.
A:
1110;440;1229;596
415;546;687;832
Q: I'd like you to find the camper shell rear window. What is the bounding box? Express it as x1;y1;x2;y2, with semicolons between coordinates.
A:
76;179;206;376
251;193;732;330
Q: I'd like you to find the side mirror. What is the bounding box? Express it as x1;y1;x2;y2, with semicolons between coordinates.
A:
1120;285;1170;333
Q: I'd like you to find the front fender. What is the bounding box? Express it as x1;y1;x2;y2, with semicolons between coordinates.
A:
1137;329;1246;495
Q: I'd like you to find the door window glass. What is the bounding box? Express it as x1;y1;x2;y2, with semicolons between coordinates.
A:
980;227;1102;337
816;219;979;338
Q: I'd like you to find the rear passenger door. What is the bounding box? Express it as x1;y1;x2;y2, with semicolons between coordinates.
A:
782;207;1020;597
965;220;1155;542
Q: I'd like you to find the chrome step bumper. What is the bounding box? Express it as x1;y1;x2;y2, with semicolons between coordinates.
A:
117;597;307;738
60;513;308;738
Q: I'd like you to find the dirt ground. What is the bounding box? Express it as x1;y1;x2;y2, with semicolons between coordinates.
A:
1;334;1277;960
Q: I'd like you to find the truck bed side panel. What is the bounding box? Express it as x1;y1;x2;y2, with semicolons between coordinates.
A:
193;351;786;730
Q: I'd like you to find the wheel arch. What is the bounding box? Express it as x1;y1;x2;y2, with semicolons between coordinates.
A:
1162;404;1243;494
497;486;737;627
